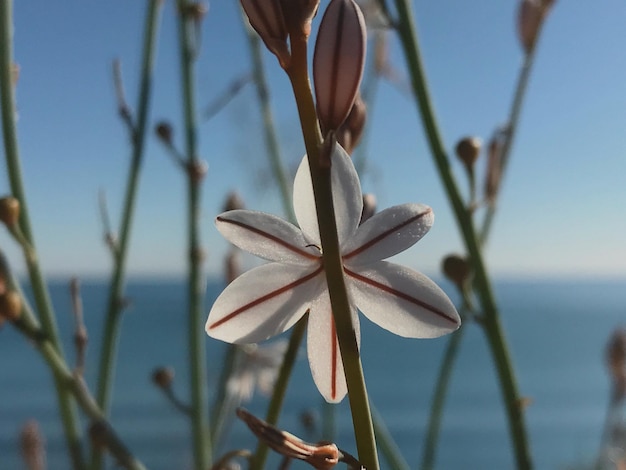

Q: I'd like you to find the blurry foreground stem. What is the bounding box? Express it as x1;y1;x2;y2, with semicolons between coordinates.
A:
0;2;85;468
92;2;162;469
176;2;211;468
392;0;532;468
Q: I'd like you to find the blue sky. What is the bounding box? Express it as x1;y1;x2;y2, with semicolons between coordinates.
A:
1;0;625;280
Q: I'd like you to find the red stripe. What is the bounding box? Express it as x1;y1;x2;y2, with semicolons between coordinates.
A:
208;266;323;330
342;209;432;260
218;216;319;261
344;267;458;325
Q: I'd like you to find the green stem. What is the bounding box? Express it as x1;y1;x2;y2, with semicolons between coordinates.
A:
392;1;532;468
250;318;307;470
95;0;162;411
244;27;295;222
286;34;379;470
176;2;211;468
0;3;85;469
419;326;466;470
371;404;410;470
92;3;162;468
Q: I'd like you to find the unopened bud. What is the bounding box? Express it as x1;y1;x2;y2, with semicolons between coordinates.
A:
155;121;173;145
280;0;320;38
20;420;46;470
336;92;366;154
225;250;241;284
241;0;290;68
517;0;551;54
313;0;366;132
0;291;22;321
484;135;503;205
223;191;245;212
455;136;482;168
0;196;20;227
606;328;626;399
152;366;175;389
442;255;471;288
360;193;377;224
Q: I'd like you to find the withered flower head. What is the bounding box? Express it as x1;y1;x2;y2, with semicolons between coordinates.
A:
455;136;482;169
442;254;471;289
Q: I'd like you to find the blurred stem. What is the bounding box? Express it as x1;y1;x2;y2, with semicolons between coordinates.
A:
0;3;85;469
286;32;379;470
393;1;532;468
419;12;547;469
244;25;295;222
92;2;162;468
176;2;211;468
372;404;410;470
250;318;307;470
419;325;466;470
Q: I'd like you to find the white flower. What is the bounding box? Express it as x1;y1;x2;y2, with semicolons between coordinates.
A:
206;143;460;403
227;341;288;403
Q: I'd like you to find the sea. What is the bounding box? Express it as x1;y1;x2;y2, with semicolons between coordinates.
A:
0;277;624;469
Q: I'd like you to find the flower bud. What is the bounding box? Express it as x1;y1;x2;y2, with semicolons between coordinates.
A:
155;121;173;145
225;249;241;284
223;191;245;212
241;0;290;68
336;92;367;154
455;136;482;169
0;291;22;322
484;134;503;205
20;420;45;470
313;0;366;132
152;366;175;389
0;196;20;227
606;328;626;399
442;255;471;289
279;0;320;38
360;193;377;224
517;0;552;54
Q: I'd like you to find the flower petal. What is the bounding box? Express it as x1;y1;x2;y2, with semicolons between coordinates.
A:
346;261;460;338
342;203;433;266
206;263;324;344
293;143;363;246
306;290;360;403
216;210;319;265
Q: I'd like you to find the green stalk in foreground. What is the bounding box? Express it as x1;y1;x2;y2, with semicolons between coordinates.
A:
286;33;379;470
176;2;211;468
392;0;532;468
0;2;85;468
92;3;162;468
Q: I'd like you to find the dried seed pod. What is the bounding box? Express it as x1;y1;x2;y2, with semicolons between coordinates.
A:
517;0;552;54
313;0;366;132
484;135;503;206
442;254;471;289
241;0;290;67
223;191;245;212
607;328;626;399
455;136;482;169
0;196;20;227
155;121;173;145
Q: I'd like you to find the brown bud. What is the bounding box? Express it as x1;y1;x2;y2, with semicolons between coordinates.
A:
442;255;471;288
360;193;377;224
484;133;504;205
223;191;245;212
88;421;109;450
20;420;46;470
155;121;173;145
313;0;366;132
517;0;552;54
225;250;241;284
455;136;482;168
0;291;22;321
241;0;290;68
336;92;367;154
607;328;626;399
0;196;20;227
152;366;175;389
280;0;320;38
188;159;208;183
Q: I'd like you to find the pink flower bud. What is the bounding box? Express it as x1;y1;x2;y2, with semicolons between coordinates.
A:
241;0;290;67
313;0;366;132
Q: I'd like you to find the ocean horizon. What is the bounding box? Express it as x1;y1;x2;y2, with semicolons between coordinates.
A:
1;276;625;469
